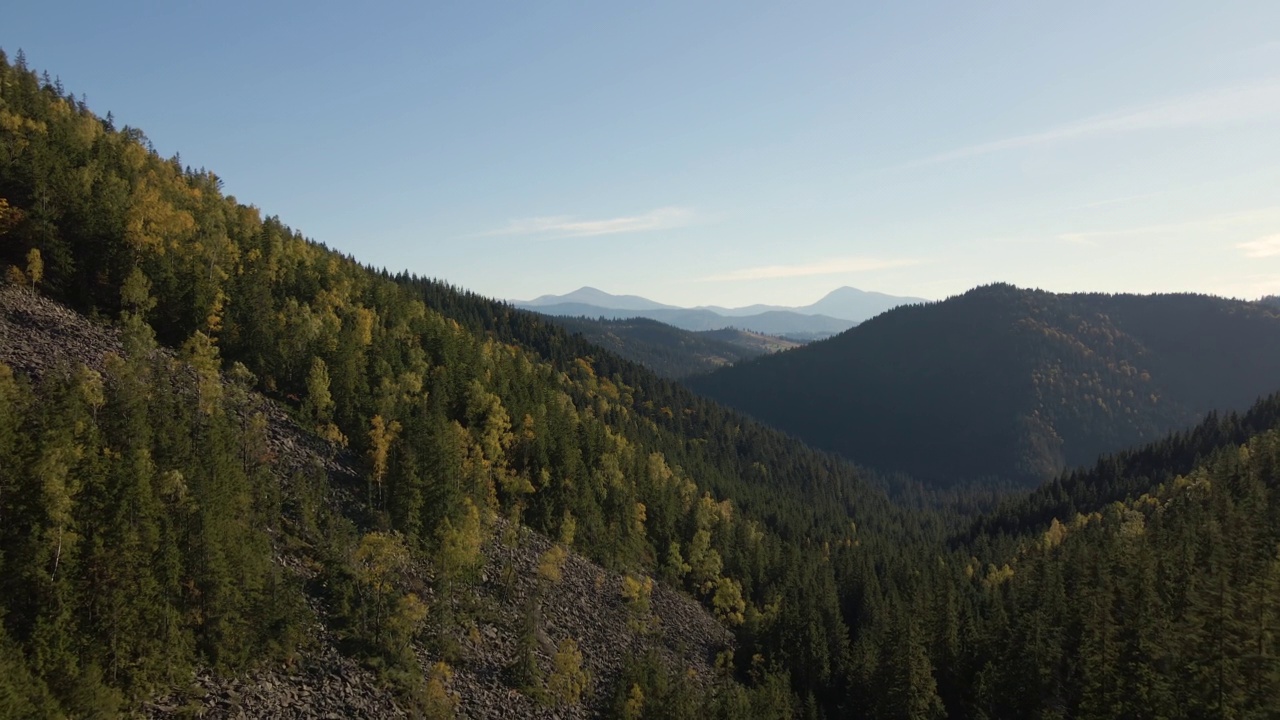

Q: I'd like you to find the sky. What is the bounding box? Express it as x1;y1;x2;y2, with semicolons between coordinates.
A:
5;1;1280;307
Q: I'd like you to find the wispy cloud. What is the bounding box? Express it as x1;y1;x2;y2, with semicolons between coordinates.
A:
911;79;1280;167
699;257;920;282
1075;191;1166;209
482;206;695;239
1238;234;1280;258
1058;207;1280;247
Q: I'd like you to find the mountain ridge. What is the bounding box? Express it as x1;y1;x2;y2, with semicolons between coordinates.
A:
521;302;855;338
689;282;1280;487
513;285;925;329
521;286;679;311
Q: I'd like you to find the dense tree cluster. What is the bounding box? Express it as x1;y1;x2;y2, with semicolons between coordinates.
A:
0;321;305;714
947;429;1280;718
2;50;1278;718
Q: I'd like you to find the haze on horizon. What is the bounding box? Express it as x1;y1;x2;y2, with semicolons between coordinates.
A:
5;1;1279;307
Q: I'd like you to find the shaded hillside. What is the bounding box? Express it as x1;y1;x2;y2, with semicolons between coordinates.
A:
957;390;1280;552
699;328;799;355
546;315;795;379
690;283;1280;487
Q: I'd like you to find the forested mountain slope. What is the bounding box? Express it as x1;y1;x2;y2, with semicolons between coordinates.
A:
0;284;737;718
690;282;1280;488
949;423;1280;718
541;315;794;379
959;391;1280;553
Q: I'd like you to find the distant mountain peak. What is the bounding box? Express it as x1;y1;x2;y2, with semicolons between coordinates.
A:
520;287;678;312
803;286;926;322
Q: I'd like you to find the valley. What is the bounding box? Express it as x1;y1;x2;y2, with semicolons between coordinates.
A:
1;49;1278;720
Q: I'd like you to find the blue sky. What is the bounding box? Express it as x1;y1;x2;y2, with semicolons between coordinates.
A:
5;1;1280;306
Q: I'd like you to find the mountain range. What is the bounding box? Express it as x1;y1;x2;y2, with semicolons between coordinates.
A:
514;286;925;339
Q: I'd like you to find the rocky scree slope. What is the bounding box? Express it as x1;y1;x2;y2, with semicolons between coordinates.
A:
0;284;732;719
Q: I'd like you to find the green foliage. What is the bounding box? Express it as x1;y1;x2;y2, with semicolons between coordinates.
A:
438;497;485;585
0;351;304;713
349;532;421;659
621;573;658;634
606;650;796;720
1;50;889;712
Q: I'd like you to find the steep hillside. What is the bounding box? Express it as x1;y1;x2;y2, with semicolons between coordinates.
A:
957;390;1280;552
690;283;1280;487
955;423;1280;719
0;284;739;719
542;315;794;379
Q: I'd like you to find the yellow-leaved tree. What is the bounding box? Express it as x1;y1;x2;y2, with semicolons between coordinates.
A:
352;532;426;662
422;661;459;719
303;357;346;446
367;414;401;510
547;638;590;706
438;497;484;586
180;330;222;415
620;574;658;633
24;248;42;290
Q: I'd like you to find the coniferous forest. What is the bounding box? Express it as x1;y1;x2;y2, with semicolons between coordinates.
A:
1;51;1279;718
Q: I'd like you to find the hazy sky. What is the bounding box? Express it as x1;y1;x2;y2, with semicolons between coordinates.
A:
5;2;1280;306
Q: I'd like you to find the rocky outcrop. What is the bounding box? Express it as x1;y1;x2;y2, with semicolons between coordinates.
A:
432;522;733;719
141;643;410;719
0;285;122;379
